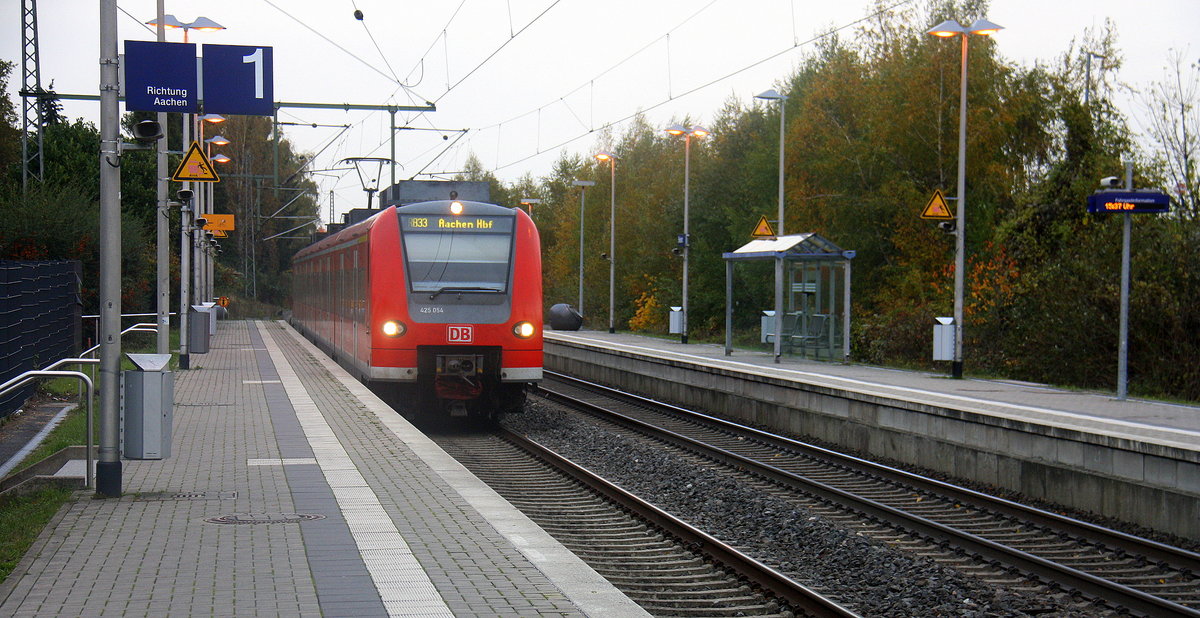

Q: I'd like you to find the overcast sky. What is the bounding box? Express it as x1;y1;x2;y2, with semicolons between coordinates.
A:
2;0;1196;222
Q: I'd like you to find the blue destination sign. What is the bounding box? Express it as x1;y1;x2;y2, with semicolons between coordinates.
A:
124;41;197;113
202;44;275;116
1087;191;1171;214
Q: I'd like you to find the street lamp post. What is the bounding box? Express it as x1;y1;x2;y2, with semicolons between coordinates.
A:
203;131;228;301
146;13;225;369
755;89;787;362
665;124;709;344
595;151;618;333
927;17;1003;379
519;198;541;216
572;179;595;317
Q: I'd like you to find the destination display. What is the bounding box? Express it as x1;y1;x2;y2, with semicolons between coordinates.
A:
1087;191;1170;214
123;40;198;113
401;215;513;233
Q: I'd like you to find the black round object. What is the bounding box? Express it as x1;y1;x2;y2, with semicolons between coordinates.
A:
548;303;583;331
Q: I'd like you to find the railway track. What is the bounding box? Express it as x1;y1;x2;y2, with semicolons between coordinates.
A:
535;371;1200;617
430;428;856;617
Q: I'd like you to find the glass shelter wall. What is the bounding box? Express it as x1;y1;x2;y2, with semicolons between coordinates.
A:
724;233;854;361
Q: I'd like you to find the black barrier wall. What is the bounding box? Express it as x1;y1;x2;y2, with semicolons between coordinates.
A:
0;261;82;420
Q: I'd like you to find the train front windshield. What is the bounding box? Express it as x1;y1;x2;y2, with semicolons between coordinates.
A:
400;214;515;293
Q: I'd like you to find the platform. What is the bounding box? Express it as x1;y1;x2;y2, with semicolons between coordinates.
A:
545;330;1200;539
0;321;646;617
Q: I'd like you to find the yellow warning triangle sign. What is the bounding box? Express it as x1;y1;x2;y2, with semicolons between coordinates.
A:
172;141;220;182
920;189;954;220
751;215;776;238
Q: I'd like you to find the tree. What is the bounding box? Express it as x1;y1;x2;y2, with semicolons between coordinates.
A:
1140;50;1199;220
0;60;20;180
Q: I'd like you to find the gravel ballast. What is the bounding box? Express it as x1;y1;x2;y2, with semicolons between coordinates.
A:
505;401;1113;617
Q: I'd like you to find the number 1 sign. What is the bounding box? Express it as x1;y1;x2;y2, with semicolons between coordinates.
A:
201;44;274;116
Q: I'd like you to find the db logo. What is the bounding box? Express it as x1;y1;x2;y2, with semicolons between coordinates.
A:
447;325;473;343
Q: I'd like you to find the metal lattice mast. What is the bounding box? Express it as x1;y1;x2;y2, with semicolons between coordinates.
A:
20;0;44;192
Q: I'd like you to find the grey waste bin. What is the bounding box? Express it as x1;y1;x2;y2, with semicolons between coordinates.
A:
122;353;174;460
189;305;210;353
668;306;683;334
201;301;218;333
933;317;954;361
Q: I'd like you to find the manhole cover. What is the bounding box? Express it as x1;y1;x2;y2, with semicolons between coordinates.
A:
204;513;325;525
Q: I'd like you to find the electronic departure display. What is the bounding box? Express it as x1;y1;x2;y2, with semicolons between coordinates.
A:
1087;191;1170;214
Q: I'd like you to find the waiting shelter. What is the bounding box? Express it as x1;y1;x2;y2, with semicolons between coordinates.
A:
722;233;855;361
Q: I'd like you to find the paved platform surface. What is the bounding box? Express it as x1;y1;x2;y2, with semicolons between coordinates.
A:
546;330;1200;452
0;320;646;617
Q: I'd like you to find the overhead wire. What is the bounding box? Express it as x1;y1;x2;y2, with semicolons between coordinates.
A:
486;0;918;173
259;0;430;101
433;0;564;104
348;0;402;83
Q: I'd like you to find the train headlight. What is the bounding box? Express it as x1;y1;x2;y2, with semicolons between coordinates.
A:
450;201;464;215
512;321;536;339
381;320;406;337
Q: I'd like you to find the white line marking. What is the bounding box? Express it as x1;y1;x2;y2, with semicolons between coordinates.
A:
257;323;453;617
247;458;317;466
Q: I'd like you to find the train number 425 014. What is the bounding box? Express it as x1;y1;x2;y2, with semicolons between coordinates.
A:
419;307;444;314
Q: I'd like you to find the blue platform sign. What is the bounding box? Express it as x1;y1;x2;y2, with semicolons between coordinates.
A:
1087;191;1171;214
202;44;274;116
124;41;197;113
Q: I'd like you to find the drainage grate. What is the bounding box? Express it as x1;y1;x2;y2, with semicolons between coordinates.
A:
136;491;238;501
204;513;326;525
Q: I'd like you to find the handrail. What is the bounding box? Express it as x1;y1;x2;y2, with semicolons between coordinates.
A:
81;323;158;358
0;370;95;489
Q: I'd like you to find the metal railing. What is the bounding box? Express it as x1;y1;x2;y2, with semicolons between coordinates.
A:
81;323;160;358
0;320;167;491
0;365;95;488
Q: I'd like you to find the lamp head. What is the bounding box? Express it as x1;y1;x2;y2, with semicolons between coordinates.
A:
968;18;1003;36
186;16;226;32
145;14;184;29
755;89;786;101
595;151;616;163
927;19;965;37
664;124;686;136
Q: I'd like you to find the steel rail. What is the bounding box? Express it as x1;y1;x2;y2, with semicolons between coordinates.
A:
500;427;860;618
538;375;1200;618
546;371;1200;573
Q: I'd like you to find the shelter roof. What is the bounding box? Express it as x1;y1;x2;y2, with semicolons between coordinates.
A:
722;233;853;261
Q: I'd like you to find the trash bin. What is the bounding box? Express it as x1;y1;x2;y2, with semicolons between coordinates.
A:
122;353;173;460
761;310;776;343
933;317;954;361
668;307;683;334
189;305;210;354
201;301;218;333
548;303;583;331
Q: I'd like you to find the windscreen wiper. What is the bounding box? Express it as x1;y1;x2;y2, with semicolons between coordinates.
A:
428;286;502;300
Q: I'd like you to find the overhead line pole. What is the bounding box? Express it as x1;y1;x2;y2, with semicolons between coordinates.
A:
97;0;121;497
154;0;169;354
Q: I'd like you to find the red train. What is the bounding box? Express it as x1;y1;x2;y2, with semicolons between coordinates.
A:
290;199;542;418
